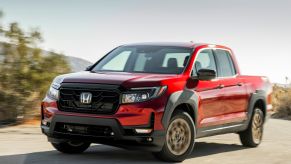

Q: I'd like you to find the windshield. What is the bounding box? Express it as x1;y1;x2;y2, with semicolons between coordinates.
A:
91;45;193;74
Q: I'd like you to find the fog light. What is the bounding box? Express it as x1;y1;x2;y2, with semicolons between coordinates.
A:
64;125;73;132
147;137;153;142
135;129;153;134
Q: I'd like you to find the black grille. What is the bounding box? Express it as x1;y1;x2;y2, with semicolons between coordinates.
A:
58;83;120;114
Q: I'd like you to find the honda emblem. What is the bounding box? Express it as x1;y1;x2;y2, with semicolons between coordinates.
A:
80;92;92;104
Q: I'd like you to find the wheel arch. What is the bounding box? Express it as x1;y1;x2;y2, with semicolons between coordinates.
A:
173;103;196;124
246;90;268;126
253;99;266;118
162;90;198;129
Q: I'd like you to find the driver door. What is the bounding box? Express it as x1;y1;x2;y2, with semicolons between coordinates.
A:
191;49;224;128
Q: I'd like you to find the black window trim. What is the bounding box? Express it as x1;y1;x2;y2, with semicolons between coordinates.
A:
190;47;238;79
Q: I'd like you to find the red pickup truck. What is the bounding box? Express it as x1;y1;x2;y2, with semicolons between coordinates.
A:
41;42;272;162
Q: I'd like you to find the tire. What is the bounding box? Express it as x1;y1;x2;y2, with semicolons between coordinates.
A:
239;108;264;147
153;111;195;162
52;141;91;154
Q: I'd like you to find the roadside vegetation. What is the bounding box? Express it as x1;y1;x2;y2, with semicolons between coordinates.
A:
0;11;70;123
272;85;291;120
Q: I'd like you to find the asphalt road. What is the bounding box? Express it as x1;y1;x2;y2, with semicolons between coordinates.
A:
0;119;290;164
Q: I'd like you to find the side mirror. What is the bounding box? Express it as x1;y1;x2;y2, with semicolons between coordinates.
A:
85;65;92;71
197;69;216;81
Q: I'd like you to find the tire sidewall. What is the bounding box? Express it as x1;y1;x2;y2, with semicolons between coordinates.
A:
251;108;264;145
163;111;196;161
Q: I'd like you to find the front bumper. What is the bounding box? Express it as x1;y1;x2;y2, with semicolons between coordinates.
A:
41;114;165;152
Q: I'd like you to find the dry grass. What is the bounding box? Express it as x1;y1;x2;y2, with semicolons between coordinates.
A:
23;117;40;126
272;85;291;120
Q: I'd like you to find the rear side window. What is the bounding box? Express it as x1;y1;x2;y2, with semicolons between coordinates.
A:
214;50;236;77
192;49;217;76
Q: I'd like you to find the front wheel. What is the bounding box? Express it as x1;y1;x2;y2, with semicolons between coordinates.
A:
239;108;264;147
153;111;195;162
52;141;91;154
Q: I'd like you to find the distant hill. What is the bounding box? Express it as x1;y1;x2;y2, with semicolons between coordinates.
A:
64;56;92;72
41;48;93;72
0;42;92;72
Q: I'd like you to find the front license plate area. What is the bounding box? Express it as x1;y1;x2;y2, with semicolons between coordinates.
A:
64;124;88;134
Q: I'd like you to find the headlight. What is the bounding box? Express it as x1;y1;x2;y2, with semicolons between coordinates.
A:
47;84;60;100
122;86;167;104
46;76;64;100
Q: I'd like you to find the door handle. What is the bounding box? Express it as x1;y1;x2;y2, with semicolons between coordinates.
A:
237;83;243;86
217;84;225;89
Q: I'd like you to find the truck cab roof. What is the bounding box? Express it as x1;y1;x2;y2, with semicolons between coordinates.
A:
122;42;231;50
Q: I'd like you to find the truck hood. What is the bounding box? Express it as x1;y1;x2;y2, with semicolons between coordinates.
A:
59;71;183;88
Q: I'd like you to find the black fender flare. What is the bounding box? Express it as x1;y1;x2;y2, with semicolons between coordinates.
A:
245;90;267;128
161;89;199;129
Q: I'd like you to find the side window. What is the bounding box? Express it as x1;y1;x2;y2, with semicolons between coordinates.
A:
192;49;217;76
214;50;236;77
101;51;131;71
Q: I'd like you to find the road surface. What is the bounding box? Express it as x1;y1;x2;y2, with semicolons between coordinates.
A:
0;119;290;164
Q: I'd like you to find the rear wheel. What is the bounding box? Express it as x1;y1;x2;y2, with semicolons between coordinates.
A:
153;111;195;162
52;141;91;154
239;108;264;147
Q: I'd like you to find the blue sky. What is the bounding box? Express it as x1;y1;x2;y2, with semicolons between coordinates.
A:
0;0;291;83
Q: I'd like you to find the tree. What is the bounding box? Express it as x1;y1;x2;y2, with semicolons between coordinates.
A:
0;11;71;122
